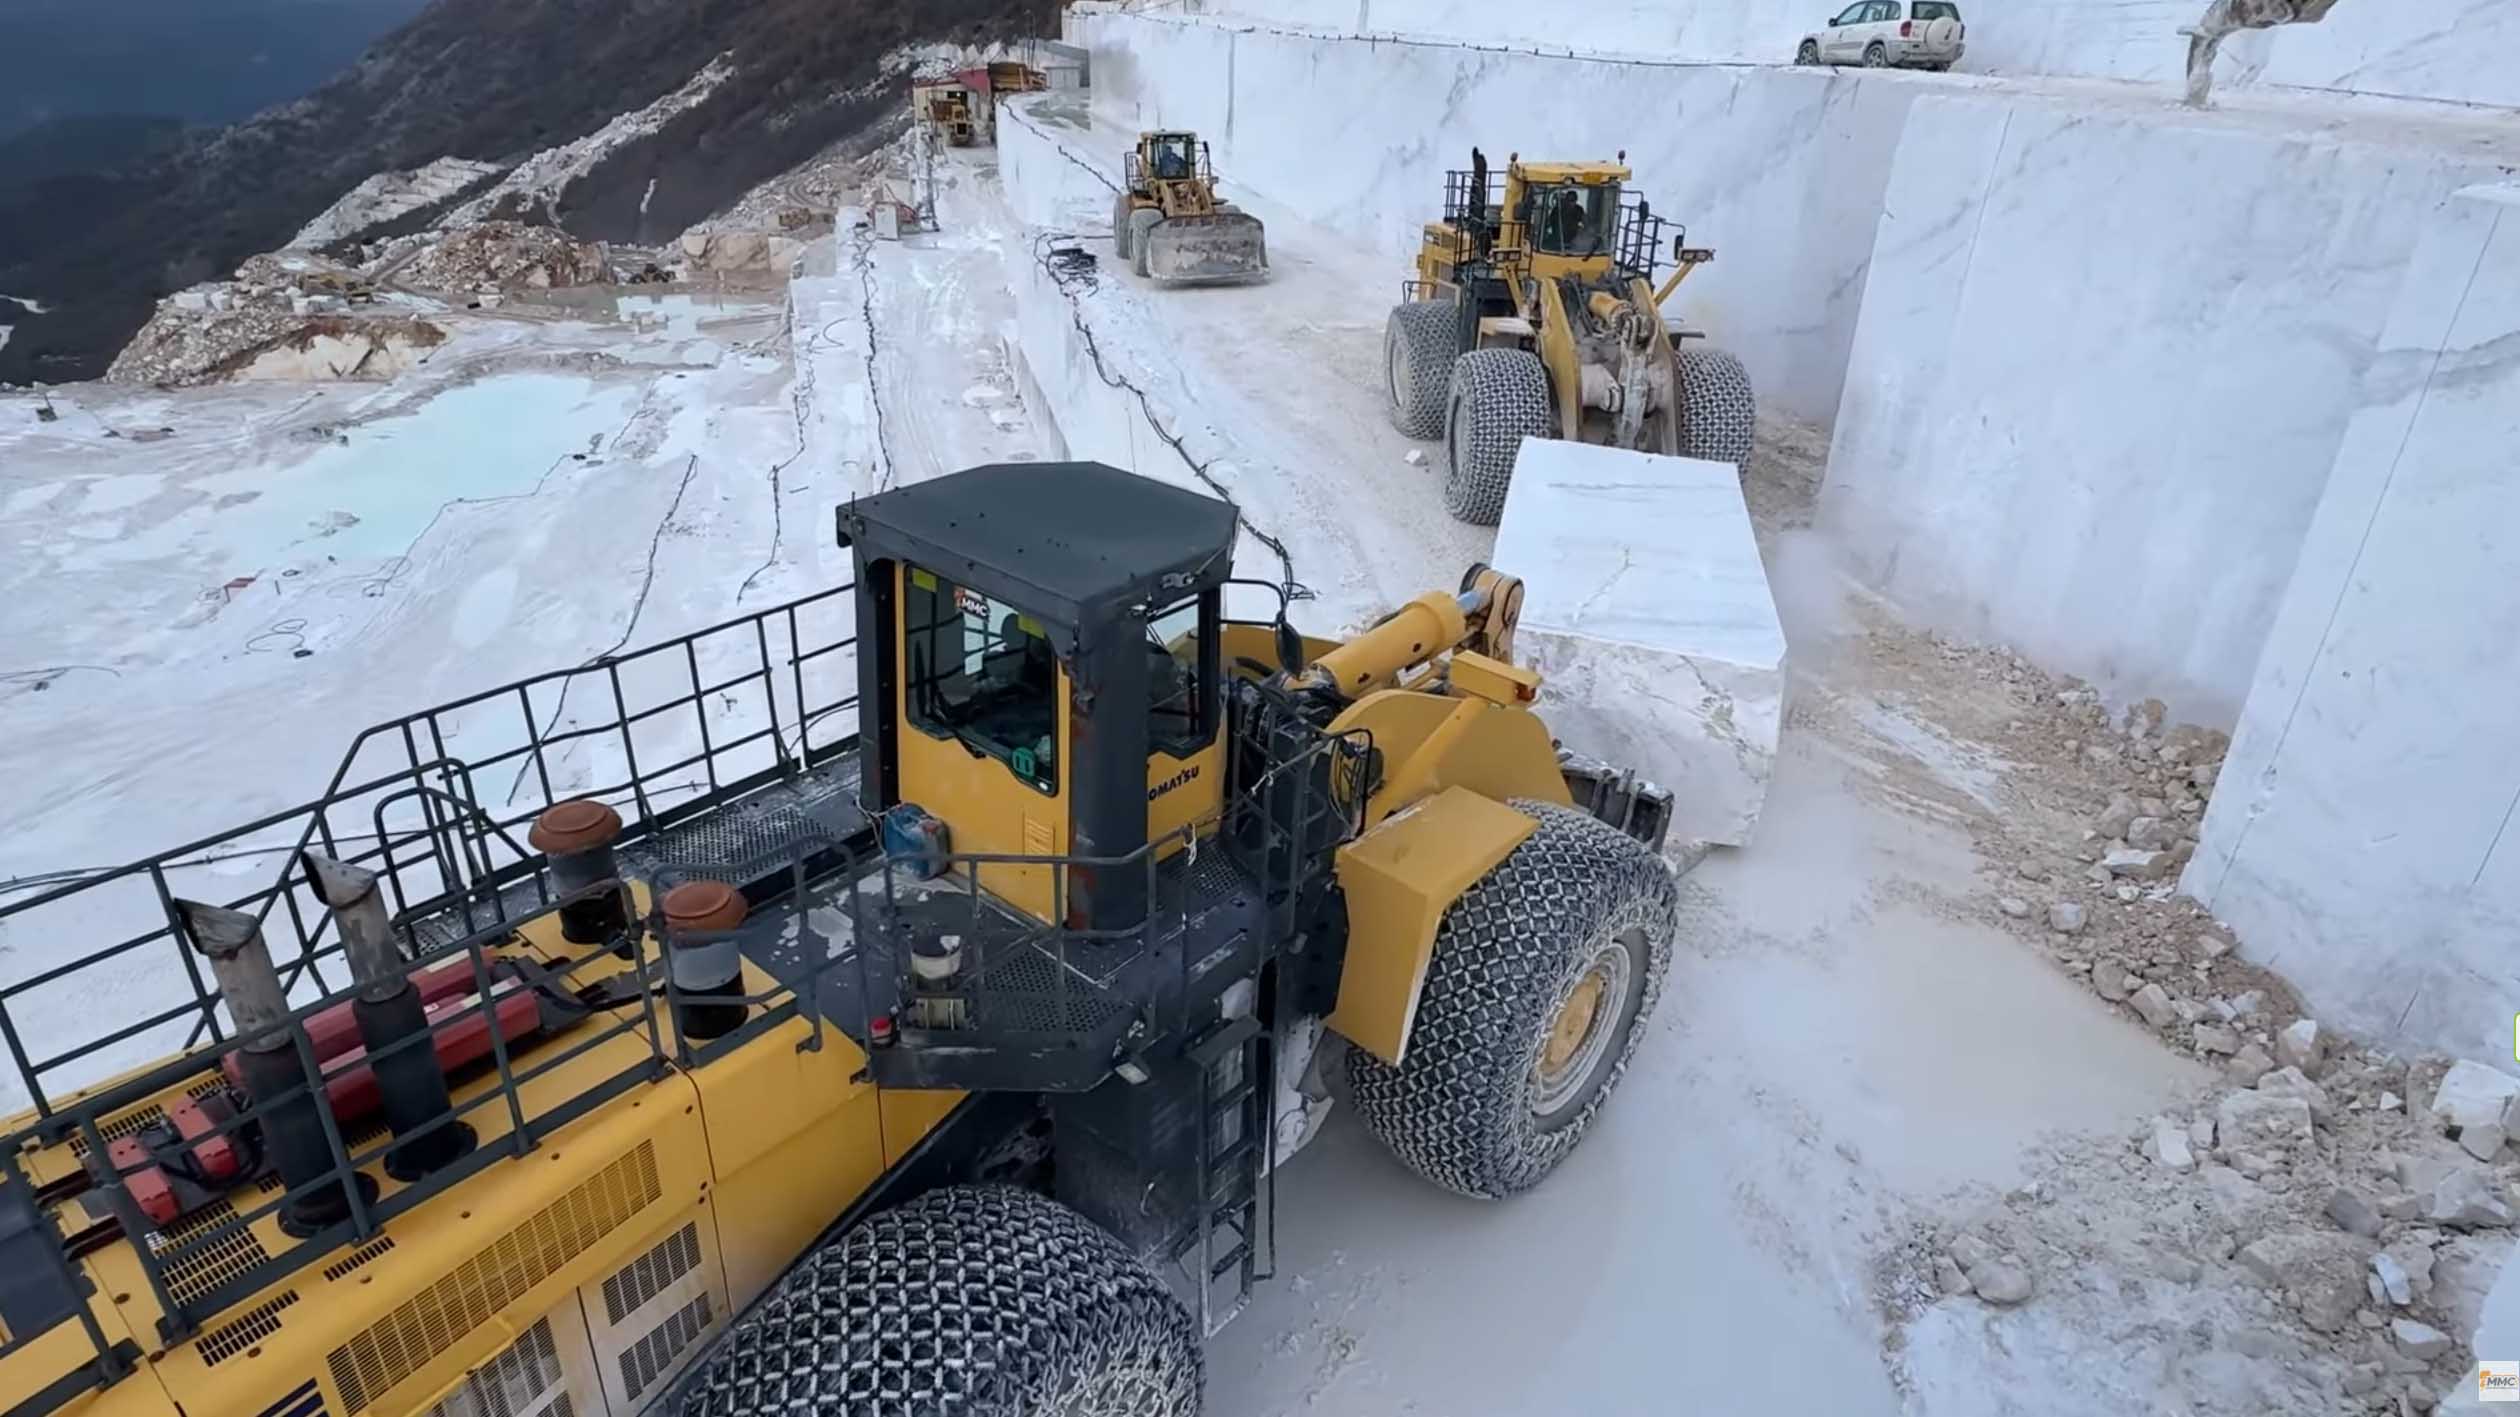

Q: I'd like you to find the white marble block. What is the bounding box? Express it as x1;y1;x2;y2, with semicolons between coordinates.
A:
1492;438;1786;847
2184;183;2520;1065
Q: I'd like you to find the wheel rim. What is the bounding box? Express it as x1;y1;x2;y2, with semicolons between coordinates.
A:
1529;929;1637;1119
1387;322;1407;410
1866;46;1886;65
1799;42;1818;63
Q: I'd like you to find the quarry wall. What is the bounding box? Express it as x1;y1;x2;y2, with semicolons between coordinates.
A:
2185;183;2520;1068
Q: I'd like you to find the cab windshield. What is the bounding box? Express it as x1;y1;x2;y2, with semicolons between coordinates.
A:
903;565;1059;793
1150;135;1196;181
1527;182;1617;257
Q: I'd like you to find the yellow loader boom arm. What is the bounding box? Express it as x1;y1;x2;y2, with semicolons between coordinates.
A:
1304;566;1525;699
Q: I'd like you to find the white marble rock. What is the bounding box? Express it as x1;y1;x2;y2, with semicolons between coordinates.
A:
1493;438;1786;847
1817;93;2520;724
2185;185;2520;1067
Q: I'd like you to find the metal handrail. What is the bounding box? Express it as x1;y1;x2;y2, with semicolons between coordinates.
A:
13;875;661;1333
0;585;866;1408
0;587;856;1121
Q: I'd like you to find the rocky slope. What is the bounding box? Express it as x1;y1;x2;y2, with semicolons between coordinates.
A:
0;0;1054;383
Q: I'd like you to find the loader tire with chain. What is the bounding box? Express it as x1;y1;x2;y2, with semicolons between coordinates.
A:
1384;301;1456;439
1674;344;1757;467
1442;348;1552;525
1344;801;1679;1200
678;1186;1202;1417
1113;193;1137;261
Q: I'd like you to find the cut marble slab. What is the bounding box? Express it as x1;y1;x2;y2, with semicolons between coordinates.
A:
1493;437;1786;847
2185;182;2520;1067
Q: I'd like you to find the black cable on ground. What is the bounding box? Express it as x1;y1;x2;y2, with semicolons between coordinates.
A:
739;299;813;604
2;664;121;692
1004;105;1123;197
503;452;702;804
1028;228;1309;604
852;227;900;494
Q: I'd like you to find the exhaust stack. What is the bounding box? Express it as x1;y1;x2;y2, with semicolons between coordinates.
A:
529;800;631;954
176;900;377;1237
660;881;749;1041
304;854;476;1181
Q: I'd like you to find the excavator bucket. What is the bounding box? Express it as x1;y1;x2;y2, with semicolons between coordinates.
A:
1141;210;1269;283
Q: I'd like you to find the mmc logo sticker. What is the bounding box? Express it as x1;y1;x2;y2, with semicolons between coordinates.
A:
1149;764;1202;803
2481;1359;2519;1402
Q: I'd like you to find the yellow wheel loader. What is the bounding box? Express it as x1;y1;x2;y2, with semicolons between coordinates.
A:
0;462;1679;1417
1385;148;1758;525
1110;131;1268;284
911;80;979;147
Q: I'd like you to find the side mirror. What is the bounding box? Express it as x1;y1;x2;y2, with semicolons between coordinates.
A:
1275;619;1307;675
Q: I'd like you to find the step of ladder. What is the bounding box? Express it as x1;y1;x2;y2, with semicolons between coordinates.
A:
1189;1016;1273;1337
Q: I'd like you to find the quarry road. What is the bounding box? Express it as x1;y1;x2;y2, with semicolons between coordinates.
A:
992;97;1492;635
974;101;2213;1412
854;157;1054;490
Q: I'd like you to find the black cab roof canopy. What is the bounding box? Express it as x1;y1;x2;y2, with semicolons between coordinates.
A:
835;461;1238;651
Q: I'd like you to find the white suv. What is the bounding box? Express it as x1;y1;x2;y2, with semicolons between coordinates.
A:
1797;0;1965;70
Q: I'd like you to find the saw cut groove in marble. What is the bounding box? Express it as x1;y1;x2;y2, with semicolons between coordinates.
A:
1492;437;1786;847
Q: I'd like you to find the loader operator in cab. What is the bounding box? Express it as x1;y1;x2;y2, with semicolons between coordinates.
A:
1153;134;1193;180
1535;183;1610;257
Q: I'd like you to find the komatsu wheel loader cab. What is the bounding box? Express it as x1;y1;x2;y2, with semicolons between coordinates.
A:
1383;147;1761;525
0;461;1684;1417
838;461;1244;1092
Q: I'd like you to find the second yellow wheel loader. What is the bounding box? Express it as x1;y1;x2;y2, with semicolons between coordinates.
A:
1387;148;1758;524
1111;130;1269;283
0;461;1680;1417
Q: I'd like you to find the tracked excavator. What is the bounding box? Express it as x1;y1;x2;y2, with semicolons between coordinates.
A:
1385;148;1759;524
1110;130;1269;284
0;461;1682;1417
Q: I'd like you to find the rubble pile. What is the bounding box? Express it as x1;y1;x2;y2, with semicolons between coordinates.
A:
1834;618;2513;1409
111;309;447;387
1903;1047;2516;1413
107;254;437;387
676;229;810;275
394;223;613;294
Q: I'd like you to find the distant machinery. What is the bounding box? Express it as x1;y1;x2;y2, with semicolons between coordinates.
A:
911;61;1051;148
2180;0;2340;106
1109;131;1269;284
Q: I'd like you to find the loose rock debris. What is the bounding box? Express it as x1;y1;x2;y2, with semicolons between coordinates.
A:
1816;614;2515;1412
392;222;613;294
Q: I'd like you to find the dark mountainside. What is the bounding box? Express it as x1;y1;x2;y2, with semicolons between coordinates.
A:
5;0;438;137
0;0;1055;383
